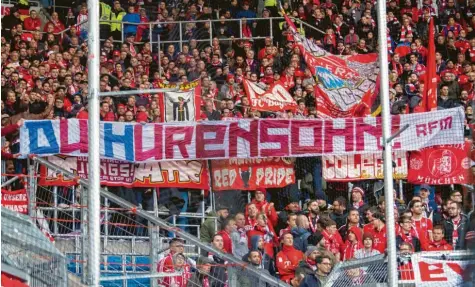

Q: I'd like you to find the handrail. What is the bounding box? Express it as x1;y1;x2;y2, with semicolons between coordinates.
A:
32;155;291;287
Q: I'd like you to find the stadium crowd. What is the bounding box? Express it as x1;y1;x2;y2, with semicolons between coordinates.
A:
2;0;475;286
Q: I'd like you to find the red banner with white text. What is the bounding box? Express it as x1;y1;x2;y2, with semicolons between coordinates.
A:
242;79;298;112
212;158;295;191
1;189;28;214
411;253;475;286
407;141;473;185
38;156;209;189
323;151;408;182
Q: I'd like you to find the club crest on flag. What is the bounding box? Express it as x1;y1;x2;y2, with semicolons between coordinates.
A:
316;67;345;89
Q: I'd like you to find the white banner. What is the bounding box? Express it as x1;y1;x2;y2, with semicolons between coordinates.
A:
412;253;475;286
19;108;465;162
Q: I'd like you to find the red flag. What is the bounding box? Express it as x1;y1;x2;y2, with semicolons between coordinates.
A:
423;17;438;111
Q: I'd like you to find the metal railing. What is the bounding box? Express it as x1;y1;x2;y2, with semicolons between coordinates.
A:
29;156;290;287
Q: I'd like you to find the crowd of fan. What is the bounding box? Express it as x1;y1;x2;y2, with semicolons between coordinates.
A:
2;0;475;286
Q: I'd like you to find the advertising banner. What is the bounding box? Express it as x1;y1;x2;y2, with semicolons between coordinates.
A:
1;189;28;214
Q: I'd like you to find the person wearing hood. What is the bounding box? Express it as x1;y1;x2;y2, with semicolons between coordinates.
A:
414;185;438;219
200;205;229;243
421;225;453;251
242;235;274;274
246;188;278;227
342;226;363;261
246;213;278;258
276;232;304;283
291;214;311;252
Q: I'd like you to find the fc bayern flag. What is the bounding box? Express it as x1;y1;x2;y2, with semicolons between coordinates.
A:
407;141;473;185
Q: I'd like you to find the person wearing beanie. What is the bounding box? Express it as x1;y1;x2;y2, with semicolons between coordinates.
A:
354;232;381;259
186;256;215;287
276;232;304;283
351;186;368;216
298;245;319;275
342;226;363;261
246;188;278;227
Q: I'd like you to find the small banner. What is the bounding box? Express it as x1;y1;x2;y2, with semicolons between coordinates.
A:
38;156;209;189
211;158;295;191
408;141;472;185
322;151;408;181
1;189;28;214
242;79;298;112
411;253;475;286
161;80;201;122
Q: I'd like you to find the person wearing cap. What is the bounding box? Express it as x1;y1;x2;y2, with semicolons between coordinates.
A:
186;256;215;287
354;232;380;258
246;188;278;227
200;204;229;243
276;232;304;283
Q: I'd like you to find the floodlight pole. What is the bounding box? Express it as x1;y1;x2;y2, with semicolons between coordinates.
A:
86;0;101;285
376;1;398;286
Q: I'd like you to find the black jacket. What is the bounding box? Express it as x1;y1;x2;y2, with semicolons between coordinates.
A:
443;214;469;250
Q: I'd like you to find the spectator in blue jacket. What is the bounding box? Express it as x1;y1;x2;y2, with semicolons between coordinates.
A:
236;1;257;24
122;6;140;38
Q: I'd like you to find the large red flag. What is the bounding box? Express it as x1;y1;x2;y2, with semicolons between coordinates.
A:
424;17;438;111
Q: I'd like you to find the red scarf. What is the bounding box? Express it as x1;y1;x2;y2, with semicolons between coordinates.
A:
308;214;319;233
202;276;210;287
322;230;342;254
343;241;363;261
398;227;419;246
452;216;461;246
305;258;317;271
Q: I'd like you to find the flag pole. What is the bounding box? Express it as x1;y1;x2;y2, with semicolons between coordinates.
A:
376;1;398;286
86;0;101;284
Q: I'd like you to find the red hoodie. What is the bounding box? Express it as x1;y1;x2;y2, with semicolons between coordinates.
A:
342;226;364;261
247;225;278;258
421;239;453;251
276;245;304;283
217;230;233;254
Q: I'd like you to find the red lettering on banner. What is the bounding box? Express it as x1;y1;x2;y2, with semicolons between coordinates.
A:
355;117;382;151
164;126;194;159
416;116;453;138
418;262;447;281
228;121;258;157
323;118;355;153
259;120;290;157
196;124;227;158
134;125;163;161
60;120;88;153
290;120;323;154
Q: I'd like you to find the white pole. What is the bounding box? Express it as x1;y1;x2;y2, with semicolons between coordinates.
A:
86;0;101;284
376;1;398;286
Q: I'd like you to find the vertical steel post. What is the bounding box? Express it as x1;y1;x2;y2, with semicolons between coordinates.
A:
376;1;398;286
269;18;273;40
209;20;212;46
86;0;101;284
158;36;162;78
179;22;183;52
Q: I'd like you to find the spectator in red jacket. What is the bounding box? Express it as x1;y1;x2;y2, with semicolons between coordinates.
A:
422;225;453;251
369;212;387;254
23;10;42;31
217;218;236;254
247;188;278;227
276;232;304;283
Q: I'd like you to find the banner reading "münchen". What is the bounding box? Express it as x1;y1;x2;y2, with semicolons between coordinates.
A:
20;108;465;162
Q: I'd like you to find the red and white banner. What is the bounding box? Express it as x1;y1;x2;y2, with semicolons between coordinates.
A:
38;156;210;189
212;158;295;191
20;108;465;161
408;141;472;185
284;15;380;118
242;80;297;112
323;151;408;181
411;253;475;286
1;189;28;214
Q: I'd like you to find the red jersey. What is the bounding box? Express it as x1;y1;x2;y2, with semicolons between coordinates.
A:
276;245;304;283
412;217;433;242
370;225;387;253
157;252;192;287
421;239;453;251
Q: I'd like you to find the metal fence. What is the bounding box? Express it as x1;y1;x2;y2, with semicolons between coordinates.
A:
1;207;68;287
28;156;290;287
324;251;475;287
